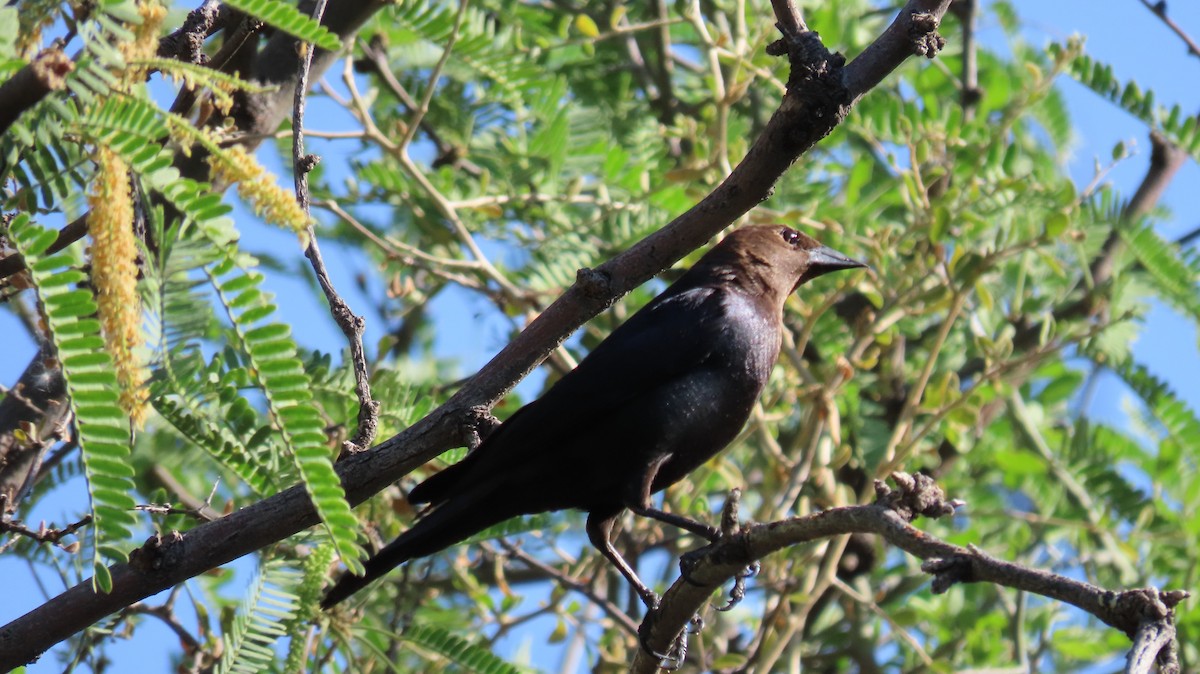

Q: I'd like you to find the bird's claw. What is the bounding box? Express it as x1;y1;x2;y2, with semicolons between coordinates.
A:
681;544;759;611
679;547;759;602
715;561;758;611
638;619;679;668
638;619;693;670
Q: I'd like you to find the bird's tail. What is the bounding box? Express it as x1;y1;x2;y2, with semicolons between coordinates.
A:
321;489;511;609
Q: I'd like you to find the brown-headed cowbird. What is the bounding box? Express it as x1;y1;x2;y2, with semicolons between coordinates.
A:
322;225;865;609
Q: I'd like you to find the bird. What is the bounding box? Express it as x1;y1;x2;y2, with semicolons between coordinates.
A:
322;225;865;610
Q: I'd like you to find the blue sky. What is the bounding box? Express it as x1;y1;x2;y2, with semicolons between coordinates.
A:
2;1;1199;671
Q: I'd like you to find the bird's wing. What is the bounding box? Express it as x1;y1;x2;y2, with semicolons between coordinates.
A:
408;284;729;504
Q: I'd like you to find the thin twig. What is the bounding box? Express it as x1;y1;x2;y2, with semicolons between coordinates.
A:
293;0;379;453
879;289;967;469
357;36;482;175
685;0;732;176
1138;0;1200;59
0;514;92;547
832;577;936;668
498;541;641;637
121;601;202;653
399;0;468;152
952;0;980;115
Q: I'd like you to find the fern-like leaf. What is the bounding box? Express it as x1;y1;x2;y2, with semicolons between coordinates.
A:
7;215;138;591
206;254;363;574
222;0;342;51
216;558;304;674
1111;359;1200;455
1056;44;1200;164
1118;219;1200;327
82;97;237;237
283;541;338;671
400;624;525;674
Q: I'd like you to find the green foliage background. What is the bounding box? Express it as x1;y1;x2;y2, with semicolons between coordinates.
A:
0;0;1197;671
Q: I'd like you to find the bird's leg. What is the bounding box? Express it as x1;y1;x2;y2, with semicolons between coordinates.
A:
589;512;694;666
585;511;660;610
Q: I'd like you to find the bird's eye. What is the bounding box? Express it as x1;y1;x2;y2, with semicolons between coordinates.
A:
780;228;802;246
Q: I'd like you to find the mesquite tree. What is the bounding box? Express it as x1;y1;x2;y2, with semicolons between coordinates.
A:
0;0;1196;671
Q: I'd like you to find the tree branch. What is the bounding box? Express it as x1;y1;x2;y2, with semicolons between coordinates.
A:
0;48;73;138
1137;0;1200;61
631;473;1186;672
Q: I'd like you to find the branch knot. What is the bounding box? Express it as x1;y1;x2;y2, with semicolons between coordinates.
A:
874;471;959;521
574;267;611;299
908;12;946;59
128;531;186;573
460;407;501;450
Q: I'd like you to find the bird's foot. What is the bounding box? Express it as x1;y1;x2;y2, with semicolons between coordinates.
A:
678;535;759;610
637;587;661;611
637;612;703;670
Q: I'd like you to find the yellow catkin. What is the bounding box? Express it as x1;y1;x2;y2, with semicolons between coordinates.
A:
88;146;149;425
209;145;312;240
119;1;168;86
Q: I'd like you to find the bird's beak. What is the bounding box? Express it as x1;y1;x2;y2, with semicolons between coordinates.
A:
797;245;868;287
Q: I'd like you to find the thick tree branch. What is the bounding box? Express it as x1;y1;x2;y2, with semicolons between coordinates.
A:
1089;131;1189;291
155;0;226;64
0;2;950;667
0;49;72;139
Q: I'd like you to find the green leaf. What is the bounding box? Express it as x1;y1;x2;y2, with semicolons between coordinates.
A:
222;0;342;51
398;624;524;674
7;215;137;587
208;253;363;574
574;13;599;38
1043;211;1069;238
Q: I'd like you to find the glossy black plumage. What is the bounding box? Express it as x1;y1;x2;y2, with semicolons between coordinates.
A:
323;225;865;609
